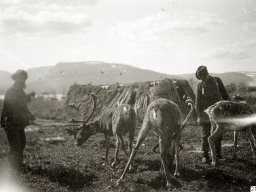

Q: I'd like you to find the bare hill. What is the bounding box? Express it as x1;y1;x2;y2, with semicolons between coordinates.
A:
26;61;177;93
25;62;255;93
0;62;254;94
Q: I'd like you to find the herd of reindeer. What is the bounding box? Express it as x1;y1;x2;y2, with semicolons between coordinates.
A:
65;91;256;189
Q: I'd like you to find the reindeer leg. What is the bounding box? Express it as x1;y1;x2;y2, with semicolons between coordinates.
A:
246;127;256;161
152;135;160;153
103;134;110;166
174;135;180;177
168;139;175;169
208;125;224;166
112;135;128;168
117;122;151;185
127;132;134;171
232;131;238;160
120;136;128;156
128;130;134;155
152;143;160;154
120;134;134;170
160;138;174;172
111;136;121;168
159;136;172;189
159;139;164;171
116;136;145;185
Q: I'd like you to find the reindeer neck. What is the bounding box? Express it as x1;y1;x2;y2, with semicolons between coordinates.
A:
95;116;113;135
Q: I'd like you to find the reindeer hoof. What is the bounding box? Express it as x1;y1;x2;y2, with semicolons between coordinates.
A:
116;179;122;186
111;162;117;168
166;183;173;190
174;172;180;178
111;159;120;168
211;161;217;167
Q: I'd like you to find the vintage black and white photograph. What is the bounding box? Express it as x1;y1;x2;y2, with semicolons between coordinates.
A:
0;0;256;191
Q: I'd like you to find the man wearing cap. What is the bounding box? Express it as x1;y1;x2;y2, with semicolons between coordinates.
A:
195;66;230;163
1;70;35;170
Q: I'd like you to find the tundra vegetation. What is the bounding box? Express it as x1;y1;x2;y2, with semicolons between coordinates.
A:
0;80;256;192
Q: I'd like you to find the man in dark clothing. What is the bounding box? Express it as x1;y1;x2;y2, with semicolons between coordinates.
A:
195;66;230;163
1;70;35;170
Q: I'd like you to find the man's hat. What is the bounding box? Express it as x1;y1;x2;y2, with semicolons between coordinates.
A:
195;66;208;80
11;70;28;81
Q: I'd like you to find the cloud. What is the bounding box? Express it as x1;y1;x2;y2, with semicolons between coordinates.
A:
243;22;256;32
233;39;256;48
0;0;98;6
209;47;250;60
111;11;224;41
0;4;93;36
46;0;99;6
200;40;256;60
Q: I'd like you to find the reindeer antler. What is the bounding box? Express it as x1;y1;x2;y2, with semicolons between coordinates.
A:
69;93;97;125
69;103;81;112
84;93;97;124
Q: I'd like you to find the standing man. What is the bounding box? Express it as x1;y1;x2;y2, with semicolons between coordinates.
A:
1;70;35;170
195;66;230;163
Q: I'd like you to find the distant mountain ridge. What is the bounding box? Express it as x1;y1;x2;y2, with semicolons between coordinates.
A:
178;72;254;85
241;71;256;79
25;61;178;93
0;61;254;94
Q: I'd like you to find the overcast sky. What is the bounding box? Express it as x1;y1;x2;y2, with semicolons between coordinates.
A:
0;0;256;74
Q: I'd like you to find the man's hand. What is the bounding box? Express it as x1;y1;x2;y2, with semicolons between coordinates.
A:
28;91;36;98
29;112;35;121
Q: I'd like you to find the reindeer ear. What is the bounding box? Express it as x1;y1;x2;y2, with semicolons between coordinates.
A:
66;128;78;139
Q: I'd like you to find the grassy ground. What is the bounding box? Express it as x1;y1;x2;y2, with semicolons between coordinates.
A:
0;118;255;192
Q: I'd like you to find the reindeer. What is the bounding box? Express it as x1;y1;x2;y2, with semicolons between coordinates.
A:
116;97;194;189
205;100;256;166
66;93;136;168
151;96;194;153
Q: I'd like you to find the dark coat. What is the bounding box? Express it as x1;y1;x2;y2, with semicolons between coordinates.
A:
195;76;230;120
1;84;32;128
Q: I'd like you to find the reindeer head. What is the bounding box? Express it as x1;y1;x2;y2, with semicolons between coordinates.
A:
66;93;97;146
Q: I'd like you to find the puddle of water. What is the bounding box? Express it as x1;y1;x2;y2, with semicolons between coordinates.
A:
186;143;235;153
188;148;201;153
25;126;40;132
183;144;201;153
222;143;234;147
41;136;65;141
